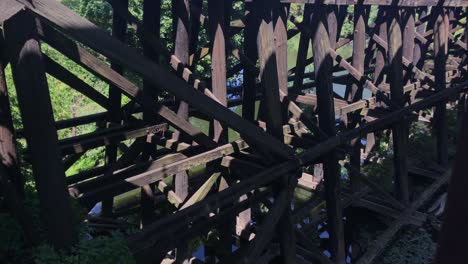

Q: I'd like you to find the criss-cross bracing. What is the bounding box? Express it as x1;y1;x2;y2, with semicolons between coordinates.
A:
0;0;467;263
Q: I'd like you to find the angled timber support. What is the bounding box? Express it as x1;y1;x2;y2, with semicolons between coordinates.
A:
3;10;77;249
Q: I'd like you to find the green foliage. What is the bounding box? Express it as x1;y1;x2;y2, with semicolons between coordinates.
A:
376;227;436;264
34;232;135;264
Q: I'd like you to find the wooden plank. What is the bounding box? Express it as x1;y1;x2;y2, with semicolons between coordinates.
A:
0;0;23;23
20;0;294;159
126;140;248;187
79;140;248;204
180;172;221;210
59;123;167;155
3;10;77;249
387;6;410;204
310;6;346;263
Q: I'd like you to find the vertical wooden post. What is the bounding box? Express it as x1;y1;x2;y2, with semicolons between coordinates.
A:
0;34;36;244
143;0;161;72
172;1;190;262
387;7;410;204
103;0;128;217
172;0;190;203
374;8;387;85
242;2;258;122
0;36;23;198
256;0;295;262
413;8;427;70
274;2;296;262
4;11;77;249
256;0;283;139
293;5;312;90
140;0;161;227
273;2;289;96
346;4;367;192
311;5;346;263
327;6;339;50
434;7;449;168
208;0;228;144
172;0;191;145
208;0;233;258
402;8;415;85
189;0;203;69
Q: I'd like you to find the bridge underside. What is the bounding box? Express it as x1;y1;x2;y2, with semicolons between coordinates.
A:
0;0;467;263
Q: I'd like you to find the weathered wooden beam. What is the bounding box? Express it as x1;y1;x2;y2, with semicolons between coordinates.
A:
310;5;346;263
3;10;77;249
0;0;23;23
274;2;290;96
79;140;248;205
208;0;228;143
414;8;428;73
59;123;167;155
374;8;387;85
172;0;191;148
180;172;221;210
387;6;410;204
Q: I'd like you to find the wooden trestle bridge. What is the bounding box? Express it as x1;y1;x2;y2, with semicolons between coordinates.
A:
0;0;467;263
